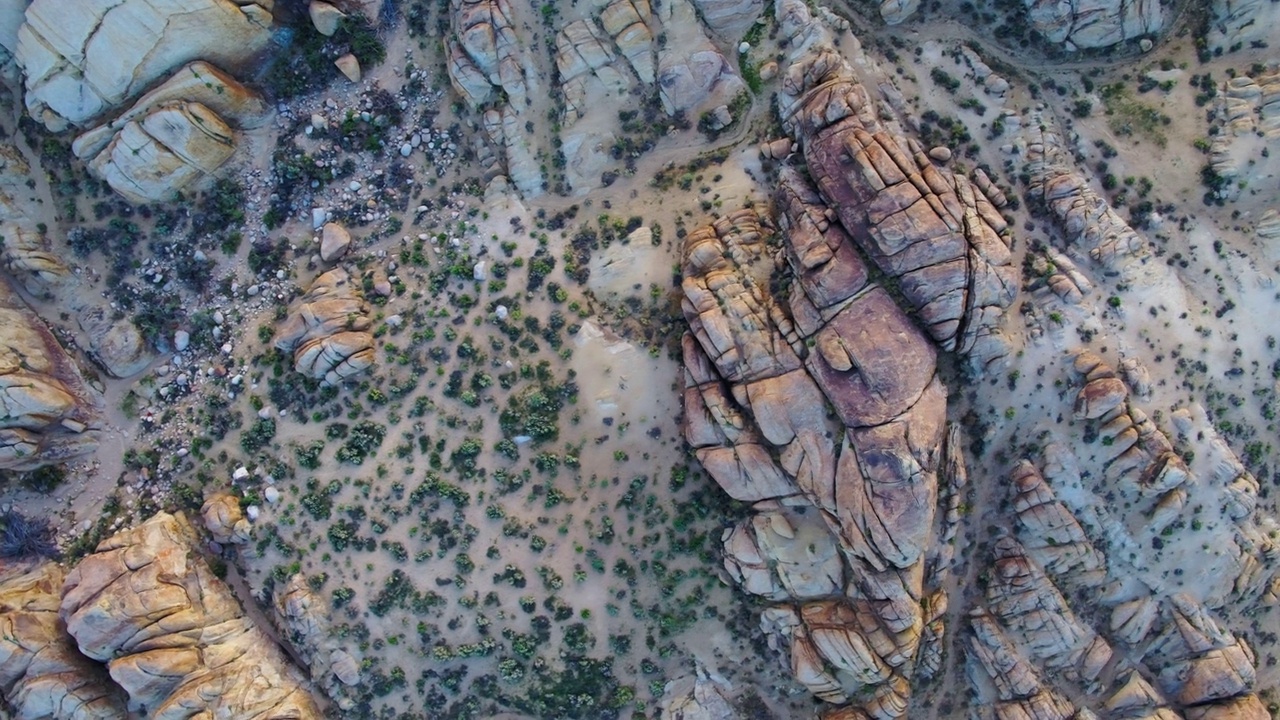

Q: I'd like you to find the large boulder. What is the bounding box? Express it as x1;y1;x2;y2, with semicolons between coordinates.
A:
1025;0;1162;49
60;512;322;718
15;0;273;130
273;268;375;386
0;562;126;719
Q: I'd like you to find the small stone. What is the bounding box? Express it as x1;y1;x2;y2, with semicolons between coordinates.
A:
335;53;361;82
1139;38;1153;52
245;505;260;521
233;466;250;481
495;304;509;320
311;113;328;130
400;143;412;157
386;314;403;327
61;418;86;433
473;261;487;281
213;310;225;325
312;208;328;229
174;330;190;352
928;146;953;162
738;41;750;53
321;222;352;262
265;486;281;504
348;180;362;192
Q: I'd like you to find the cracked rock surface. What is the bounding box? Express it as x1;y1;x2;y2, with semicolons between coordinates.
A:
60;512;322;719
274;267;376;387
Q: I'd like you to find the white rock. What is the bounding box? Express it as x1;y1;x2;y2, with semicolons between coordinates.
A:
245;505;260;521
386;314;403;327
312;208;328;228
473;261;487;281
496;304;509;320
400;143;412;157
311;113;328;130
233;466;250;481
264;486;281;504
174;330;190;351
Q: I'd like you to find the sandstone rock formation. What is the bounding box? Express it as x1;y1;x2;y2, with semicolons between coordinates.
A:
690;0;763;37
682;183;949;713
320;222;353;262
1027;118;1152;272
201;492;252;545
0;274;101;470
60;512;322;719
776;41;1016;369
1010;461;1107;587
72;61;271;204
0;222;69;296
0;562;126;719
655;0;746;114
274;573;362;705
446;0;527;110
1024;0;1162;50
14;0;273;130
3;3;274;201
274;268;375;386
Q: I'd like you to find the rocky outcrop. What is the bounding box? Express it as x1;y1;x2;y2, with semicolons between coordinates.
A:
15;0;273;131
0;562;126;719
201;493;252;545
777;44;1016;369
689;0;763;37
76;305;152;379
1010;461;1107;587
1;222;69;296
274;268;375;386
878;0;920;25
0;274;101;470
681;181;949;713
1208;0;1274;54
1027;118;1152;272
1144;595;1268;717
967;608;1080;720
655;0;746;114
600;0;656;83
446;0;527;109
274;574;361;707
71;61;270;203
1025;0;1161;49
60;512;322;719
985;537;1113;685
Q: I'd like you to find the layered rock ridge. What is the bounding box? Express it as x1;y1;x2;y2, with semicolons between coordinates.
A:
60;512;322;719
775;33;1017;369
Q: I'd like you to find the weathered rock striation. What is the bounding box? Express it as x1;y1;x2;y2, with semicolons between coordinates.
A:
1024;0;1162;50
274;573;362;708
0;274;101;470
60;512;322;719
13;0;273;130
776;41;1017;369
682;178;950;713
3;2;274;201
0;562;126;719
274;268;375;386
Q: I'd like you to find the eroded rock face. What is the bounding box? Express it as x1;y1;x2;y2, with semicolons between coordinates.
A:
201;492;251;545
0;562;126;719
72;61;270;204
274;573;362;705
681;184;948;714
0;274;101;470
60;512;322;719
274;268;375;386
777;44;1016;369
1024;0;1161;49
15;0;273;130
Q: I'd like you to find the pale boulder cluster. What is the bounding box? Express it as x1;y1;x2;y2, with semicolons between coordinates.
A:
445;0;750;194
0;0;274;202
0;512;322;719
1208;65;1280;214
1024;0;1162;50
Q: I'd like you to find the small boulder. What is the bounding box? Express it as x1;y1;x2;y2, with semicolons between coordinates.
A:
309;1;346;36
335;54;362;83
928;146;952;162
320;223;352;262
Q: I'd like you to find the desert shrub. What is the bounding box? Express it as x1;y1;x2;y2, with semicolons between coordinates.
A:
0;509;57;559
